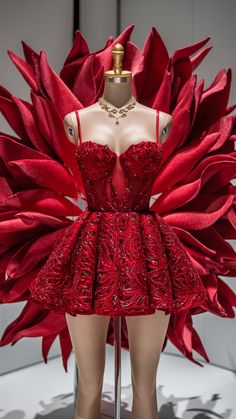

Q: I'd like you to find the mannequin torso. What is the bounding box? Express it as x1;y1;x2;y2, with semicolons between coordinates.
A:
64;100;172;152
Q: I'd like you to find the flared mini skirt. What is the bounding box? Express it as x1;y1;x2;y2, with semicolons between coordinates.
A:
29;210;208;317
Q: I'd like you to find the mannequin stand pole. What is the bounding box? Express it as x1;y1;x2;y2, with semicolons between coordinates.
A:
74;360;78;418
114;315;121;418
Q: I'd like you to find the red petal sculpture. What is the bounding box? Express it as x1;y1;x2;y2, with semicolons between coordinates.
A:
0;24;236;370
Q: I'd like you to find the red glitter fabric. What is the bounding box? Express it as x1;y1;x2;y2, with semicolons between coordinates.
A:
29;110;208;316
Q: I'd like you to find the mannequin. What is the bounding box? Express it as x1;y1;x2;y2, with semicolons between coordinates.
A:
63;44;172;419
64;75;172;154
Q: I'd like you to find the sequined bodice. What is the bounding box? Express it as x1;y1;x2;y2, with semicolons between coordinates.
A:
75;140;163;212
74;108;162;212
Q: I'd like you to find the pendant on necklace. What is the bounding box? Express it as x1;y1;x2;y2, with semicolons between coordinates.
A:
98;96;137;126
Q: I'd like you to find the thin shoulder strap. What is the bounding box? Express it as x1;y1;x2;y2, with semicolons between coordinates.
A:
75;110;82;145
156;110;160;144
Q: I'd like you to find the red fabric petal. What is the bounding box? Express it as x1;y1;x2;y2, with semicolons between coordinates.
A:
7;49;38;92
7;159;78;198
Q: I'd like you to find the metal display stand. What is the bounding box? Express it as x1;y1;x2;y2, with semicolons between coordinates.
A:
114;316;122;418
73;316;122;419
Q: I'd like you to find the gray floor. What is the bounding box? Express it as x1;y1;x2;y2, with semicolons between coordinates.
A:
0;348;235;419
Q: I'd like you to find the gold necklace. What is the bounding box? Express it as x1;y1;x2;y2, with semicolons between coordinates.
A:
98;95;137;125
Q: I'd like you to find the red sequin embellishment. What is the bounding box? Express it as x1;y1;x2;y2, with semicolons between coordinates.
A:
29;112;208;316
30;141;206;316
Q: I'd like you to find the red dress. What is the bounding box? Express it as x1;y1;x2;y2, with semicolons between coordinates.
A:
29;110;208;317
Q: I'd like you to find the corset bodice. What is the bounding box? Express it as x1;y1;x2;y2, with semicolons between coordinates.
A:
75;140;163;212
74;107;162;212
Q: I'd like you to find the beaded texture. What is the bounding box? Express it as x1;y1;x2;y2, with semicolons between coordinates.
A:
29;110;208;316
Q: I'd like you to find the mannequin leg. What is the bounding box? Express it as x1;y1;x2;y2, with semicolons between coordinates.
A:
65;313;110;419
126;309;170;419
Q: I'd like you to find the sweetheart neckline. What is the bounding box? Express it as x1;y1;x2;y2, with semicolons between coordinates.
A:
75;140;163;159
